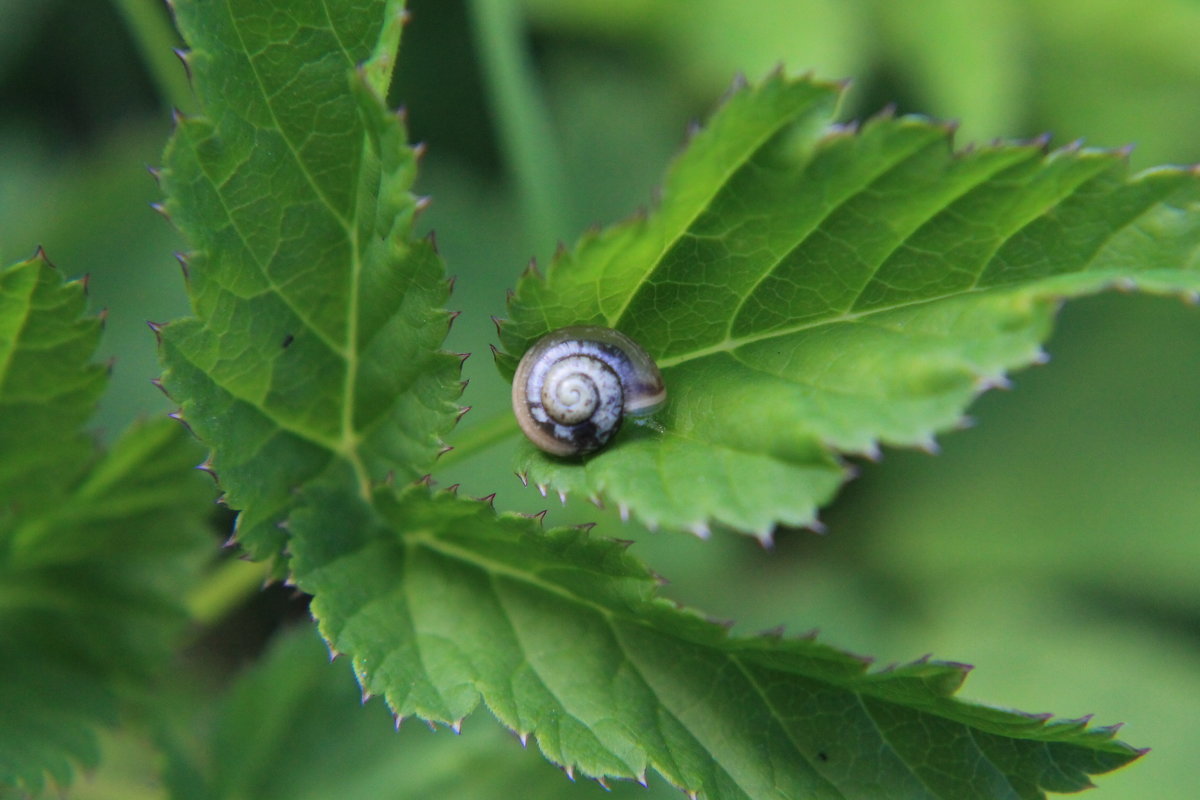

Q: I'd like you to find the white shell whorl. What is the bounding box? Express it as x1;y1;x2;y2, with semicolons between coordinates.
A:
512;326;665;457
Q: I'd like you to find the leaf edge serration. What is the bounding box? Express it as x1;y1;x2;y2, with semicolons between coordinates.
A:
288;480;1144;799
493;71;1200;540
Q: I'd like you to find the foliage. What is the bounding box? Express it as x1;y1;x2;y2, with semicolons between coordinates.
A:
1;0;1198;798
0;256;212;794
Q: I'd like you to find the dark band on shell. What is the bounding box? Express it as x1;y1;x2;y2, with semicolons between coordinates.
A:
512;326;666;457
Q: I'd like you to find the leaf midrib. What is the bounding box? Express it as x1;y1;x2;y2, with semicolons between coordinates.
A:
405;525;802;795
400;522;963;797
221;4;384;492
655;173;1188;371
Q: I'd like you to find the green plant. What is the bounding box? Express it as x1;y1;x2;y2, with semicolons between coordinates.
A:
2;1;1198;798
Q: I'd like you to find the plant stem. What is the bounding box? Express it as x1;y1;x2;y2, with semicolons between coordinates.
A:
468;0;573;253
185;557;269;626
112;0;196;113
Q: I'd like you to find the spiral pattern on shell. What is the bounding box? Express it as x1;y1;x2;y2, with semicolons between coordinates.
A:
512;326;666;457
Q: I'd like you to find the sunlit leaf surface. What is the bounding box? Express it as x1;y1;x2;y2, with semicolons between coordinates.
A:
500;75;1200;538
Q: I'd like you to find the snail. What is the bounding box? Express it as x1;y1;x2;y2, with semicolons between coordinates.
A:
512;326;666;457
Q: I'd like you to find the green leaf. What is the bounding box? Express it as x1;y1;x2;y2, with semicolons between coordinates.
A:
173;626;682;800
0;257;213;796
499;73;1200;539
149;4;1154;796
157;0;463;563
0;254;105;511
290;481;1139;799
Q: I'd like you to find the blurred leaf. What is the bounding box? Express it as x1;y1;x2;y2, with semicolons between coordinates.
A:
523;0;867;93
1028;0;1200;166
0;255;105;509
500;73;1200;539
157;0;463;564
0;257;212;796
854;292;1200;606
0;0;55;84
173;626;681;800
871;0;1029;142
0;121;189;439
291;482;1141;799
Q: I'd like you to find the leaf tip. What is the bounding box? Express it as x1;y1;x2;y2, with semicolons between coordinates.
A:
976;372;1012;392
915;434;940;455
515;470;528;487
173;251;190;281
522;258;543;280
193;456;218;480
872;102;898;122
172;48;193;83
32;244;54;266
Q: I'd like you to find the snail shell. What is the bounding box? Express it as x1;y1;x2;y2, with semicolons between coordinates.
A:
512;326;666;457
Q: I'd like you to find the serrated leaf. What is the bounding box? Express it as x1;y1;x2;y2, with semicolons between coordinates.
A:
0;254;105;510
157;0;462;563
499;73;1200;538
173;626;681;800
290;481;1139;799
0;258;213;796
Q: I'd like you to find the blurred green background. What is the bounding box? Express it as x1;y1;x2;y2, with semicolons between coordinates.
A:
2;0;1197;797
